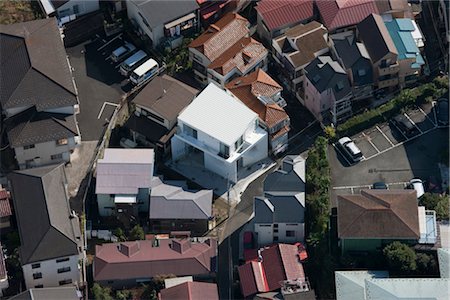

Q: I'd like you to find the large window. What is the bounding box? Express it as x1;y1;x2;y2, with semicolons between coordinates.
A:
33;272;42;280
286;230;296;237
219;143;229;159
57;267;71;274
56;138;68;146
56;257;70;263
234;135;243;150
59;279;72;286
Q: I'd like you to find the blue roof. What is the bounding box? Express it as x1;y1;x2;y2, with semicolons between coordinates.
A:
385;19;424;68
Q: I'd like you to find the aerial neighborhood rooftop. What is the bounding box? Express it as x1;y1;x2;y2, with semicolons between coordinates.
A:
0;0;448;299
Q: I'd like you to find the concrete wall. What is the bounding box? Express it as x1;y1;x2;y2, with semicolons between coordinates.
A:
242;135;268;167
23;254;81;289
204;152;237;182
58;0;99;17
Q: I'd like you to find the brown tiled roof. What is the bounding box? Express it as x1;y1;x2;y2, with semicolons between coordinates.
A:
255;0;314;31
189;13;249;62
159;281;219;300
226;69;288;127
337;190;420;239
94;238;217;281
274;21;328;68
208;37;268;75
271;125;290;139
0;188;12;218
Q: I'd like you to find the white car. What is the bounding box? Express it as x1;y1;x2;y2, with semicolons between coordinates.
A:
111;42;136;62
120;138;137;148
408;178;425;199
337;137;363;163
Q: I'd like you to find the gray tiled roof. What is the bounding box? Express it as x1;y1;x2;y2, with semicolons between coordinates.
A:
5;107;78;147
305;56;351;100
8;164;81;265
10;287;80;300
0;18;77;111
128;0;199;29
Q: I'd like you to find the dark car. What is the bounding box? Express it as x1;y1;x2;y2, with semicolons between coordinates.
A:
436;98;449;126
372;182;387;189
390;114;418;138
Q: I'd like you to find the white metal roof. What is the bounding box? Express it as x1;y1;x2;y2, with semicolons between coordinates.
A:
133;58;158;77
335;271;388;300
365;278;450;299
101;148;154;164
178;83;258;146
115;195;137;204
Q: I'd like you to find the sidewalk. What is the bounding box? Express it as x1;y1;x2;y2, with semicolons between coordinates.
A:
167;157;276;205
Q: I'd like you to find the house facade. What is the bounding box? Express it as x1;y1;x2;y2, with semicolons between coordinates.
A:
255;0;315;46
226;69;290;155
253;156;306;246
304;56;353;125
171;83;268;183
38;0;99;21
8;164;83;289
126;0;199;49
271;21;329;103
0;18;81;170
189;13;268;87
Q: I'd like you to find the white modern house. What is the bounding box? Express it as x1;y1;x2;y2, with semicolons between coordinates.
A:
171;83;268;183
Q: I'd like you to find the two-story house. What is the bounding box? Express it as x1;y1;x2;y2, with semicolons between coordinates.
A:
329;31;374;100
171;83;268;183
304;56;353;125
189;13;268;87
0;18;81;170
126;0;199;49
255;0;315;47
271;21;329;104
357;14;400;91
8;164;84;289
126;75;198;156
253;155;306;246
226;69;290;155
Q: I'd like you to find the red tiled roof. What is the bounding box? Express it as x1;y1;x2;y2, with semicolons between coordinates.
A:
94;238;217;281
0;189;11;218
316;0;379;31
159;281;219;300
0;243;6;279
238;244;306;297
256;0;314;31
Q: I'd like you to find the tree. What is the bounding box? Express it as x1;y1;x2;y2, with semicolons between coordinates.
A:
114;228;127;242
91;283;113;300
324;125;336;140
129;225;145;241
420;193;449;220
116;290;132;300
416;253;438;275
383;242;417;274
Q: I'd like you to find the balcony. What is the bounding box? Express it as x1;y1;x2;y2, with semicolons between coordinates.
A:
378;76;399;89
378;62;400;76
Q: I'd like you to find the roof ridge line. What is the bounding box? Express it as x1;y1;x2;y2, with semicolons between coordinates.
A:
31;66;77;98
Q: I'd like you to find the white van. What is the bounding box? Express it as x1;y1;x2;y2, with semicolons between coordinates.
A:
111;42;136;62
130;58;159;86
119;50;148;76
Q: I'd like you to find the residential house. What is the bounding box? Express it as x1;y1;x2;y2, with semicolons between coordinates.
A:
255;0;315;46
8;164;83;289
316;0;380;32
0;243;8;297
197;0;237;27
159;281;219;300
189;13;268;87
329;31;374;100
253;155;305;246
9;286;82;300
149;176;213;235
126;75;198;156
126;0;199;49
0;18;81;170
0;186;12;231
304;56;353;125
238;243;313;298
357;14;400;91
335;250;450;300
38;0;99;22
96;149;154;218
384;18;425;87
271;21;329;103
337;189;437;253
226;69;290;155
93;237;217;288
171;83;268;183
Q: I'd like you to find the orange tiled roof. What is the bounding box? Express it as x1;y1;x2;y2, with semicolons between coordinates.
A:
189;13;249;62
208;37;268;75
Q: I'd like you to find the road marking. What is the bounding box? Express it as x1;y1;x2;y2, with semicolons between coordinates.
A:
97;102;119;119
417;105;437;126
362;132;380;153
97;33;123;51
404;112;423;133
390;121;409;140
376;125;395;147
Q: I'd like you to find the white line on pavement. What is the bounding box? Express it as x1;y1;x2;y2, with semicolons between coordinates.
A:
333;182;410;190
376;125;395;147
362;132;381;153
417;105;437;126
97;102;119;120
404;112;423;133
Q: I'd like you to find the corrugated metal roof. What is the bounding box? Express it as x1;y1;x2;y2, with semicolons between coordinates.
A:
256;0;314;31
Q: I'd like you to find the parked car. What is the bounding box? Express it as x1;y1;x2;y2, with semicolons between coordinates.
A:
119;50;148;76
130;58;159;86
436;98;449;126
390;114;418;138
372;182;387;189
407;178;425;199
111;41;136;62
120;138;137;148
337;137;363;163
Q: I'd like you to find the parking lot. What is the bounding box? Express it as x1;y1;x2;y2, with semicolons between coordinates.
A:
330;101;448;207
